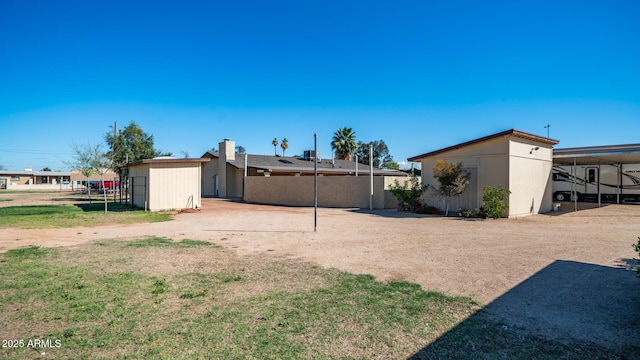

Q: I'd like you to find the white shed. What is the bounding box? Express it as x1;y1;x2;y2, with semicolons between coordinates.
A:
408;129;559;217
126;158;210;211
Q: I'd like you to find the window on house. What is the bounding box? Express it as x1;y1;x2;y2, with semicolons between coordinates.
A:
10;176;20;180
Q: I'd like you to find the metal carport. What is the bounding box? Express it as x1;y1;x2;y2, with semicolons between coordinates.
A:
553;144;640;211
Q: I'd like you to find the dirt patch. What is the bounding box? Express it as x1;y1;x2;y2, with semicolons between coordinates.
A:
1;194;639;352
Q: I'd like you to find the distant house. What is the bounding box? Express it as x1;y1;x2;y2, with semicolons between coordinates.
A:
0;169;71;190
202;139;410;209
408;129;559;217
70;169;118;189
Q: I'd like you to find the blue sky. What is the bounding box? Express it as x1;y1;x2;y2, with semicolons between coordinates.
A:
1;0;639;171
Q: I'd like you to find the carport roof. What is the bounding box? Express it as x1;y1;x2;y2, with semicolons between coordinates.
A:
553;144;640;165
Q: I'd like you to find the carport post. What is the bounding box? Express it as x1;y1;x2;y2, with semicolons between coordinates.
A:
573;157;577;212
617;164;622;204
598;165;601;208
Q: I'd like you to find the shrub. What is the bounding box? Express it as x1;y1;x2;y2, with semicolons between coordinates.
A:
458;207;487;219
415;204;442;215
390;176;429;212
482;185;511;219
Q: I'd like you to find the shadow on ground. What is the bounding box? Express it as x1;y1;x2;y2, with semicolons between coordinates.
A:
75;202;137;213
348;209;441;219
409;260;640;359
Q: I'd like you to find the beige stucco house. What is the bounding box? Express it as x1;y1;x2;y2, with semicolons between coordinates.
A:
202;139;410;209
126;157;209;211
408;129;559;217
0;169;72;190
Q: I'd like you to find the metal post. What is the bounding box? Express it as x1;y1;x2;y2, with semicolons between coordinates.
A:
369;144;373;211
573;157;577;212
314;133;318;232
597;165;601;208
243;153;248;198
244;153;248;177
618;164;622;204
355;155;358;176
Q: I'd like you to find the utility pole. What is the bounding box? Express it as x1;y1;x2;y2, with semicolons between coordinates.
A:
544;124;550;138
369;143;373;211
314;133;318;232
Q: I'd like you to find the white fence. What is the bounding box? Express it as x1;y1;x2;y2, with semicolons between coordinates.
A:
5;183;74;191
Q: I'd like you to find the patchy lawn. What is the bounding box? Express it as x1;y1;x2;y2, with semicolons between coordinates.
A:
0;203;171;229
0;238;623;359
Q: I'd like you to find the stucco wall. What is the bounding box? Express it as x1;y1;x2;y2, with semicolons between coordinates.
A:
147;163;202;211
201;156;244;198
5;175;32;185
226;166;244;198
420;137;509;211
70;170;118;183
201;157;219;197
508;138;554;216
244;176;410;209
417;135;555;217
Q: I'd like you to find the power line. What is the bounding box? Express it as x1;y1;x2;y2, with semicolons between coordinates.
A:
0;148;74;155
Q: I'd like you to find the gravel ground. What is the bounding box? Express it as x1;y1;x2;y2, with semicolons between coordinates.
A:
1;193;639;353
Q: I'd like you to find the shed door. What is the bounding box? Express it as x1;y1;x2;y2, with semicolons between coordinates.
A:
449;167;478;212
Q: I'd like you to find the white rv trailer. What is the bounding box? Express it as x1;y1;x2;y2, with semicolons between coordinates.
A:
552;164;640;203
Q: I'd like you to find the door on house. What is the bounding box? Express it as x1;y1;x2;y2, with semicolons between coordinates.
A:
448;167;478;212
214;175;219;196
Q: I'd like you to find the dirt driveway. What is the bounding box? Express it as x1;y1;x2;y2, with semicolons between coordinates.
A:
1;194;639;352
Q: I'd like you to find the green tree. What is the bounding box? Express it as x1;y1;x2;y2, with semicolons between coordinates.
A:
68;142;96;201
236;145;246;155
90;146;111;215
432;160;470;217
68;142;111;213
331;127;358;160
389;176;429;212
281;138;288;156
353;140;399;169
482;185;511;219
105;121;170;177
272;138;278;156
41;167;52;171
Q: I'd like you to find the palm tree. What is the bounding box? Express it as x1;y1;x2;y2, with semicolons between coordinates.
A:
331;127;357;160
272;138;278;156
281;138;288;156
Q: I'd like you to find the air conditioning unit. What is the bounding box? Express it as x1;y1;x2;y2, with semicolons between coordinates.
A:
303;150;321;162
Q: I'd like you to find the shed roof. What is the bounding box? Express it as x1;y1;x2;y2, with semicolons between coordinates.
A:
408;129;559;162
127;158;210;167
553;143;640;165
202;152;407;176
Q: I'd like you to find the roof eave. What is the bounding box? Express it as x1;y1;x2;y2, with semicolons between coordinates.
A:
408;129;559;161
